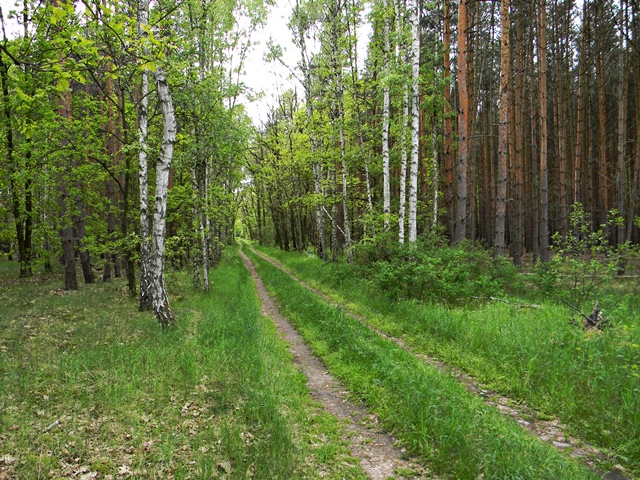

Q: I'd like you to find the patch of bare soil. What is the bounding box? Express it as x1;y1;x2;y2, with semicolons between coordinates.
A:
247;246;629;480
239;247;433;479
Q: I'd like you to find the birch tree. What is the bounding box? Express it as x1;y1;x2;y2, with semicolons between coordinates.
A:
381;0;391;231
395;0;410;244
407;0;420;245
149;67;176;327
138;0;152;310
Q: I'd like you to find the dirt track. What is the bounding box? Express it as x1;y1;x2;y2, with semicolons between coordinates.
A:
239;245;433;479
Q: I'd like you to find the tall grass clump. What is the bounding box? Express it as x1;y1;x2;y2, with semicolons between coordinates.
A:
246;248;597;480
0;254;363;479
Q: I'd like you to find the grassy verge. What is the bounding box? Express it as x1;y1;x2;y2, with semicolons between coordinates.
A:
249;243;640;473
0;252;365;479
245;247;597;480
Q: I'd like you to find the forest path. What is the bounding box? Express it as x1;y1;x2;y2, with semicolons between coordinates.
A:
238;245;434;479
244;244;628;480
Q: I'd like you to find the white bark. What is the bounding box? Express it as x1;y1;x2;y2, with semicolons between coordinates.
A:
200;168;210;292
382;0;391;230
137;0;152;310
193;160;210;292
191;170;201;289
151;67;176;327
407;0;420;244
338;82;352;263
395;0;408;244
398;85;409;243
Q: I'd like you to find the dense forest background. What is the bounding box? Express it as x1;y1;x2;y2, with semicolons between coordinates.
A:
0;0;639;323
246;0;640;267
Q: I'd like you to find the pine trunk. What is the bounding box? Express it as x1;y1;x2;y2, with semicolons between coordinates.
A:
513;4;524;266
494;0;510;256
538;0;549;262
454;0;469;243
443;0;454;240
616;0;628;245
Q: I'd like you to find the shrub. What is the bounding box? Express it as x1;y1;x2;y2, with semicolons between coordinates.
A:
349;234;518;305
549;203;637;312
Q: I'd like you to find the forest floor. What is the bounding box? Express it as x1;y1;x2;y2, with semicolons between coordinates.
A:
1;245;637;479
0;255;374;479
243;242;636;480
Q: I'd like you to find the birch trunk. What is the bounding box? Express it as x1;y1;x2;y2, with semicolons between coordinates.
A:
382;0;391;230
200;166;210;292
337;78;352;262
395;0;408;243
331;167;338;262
192;170;201;289
138;0;152;311
407;0;420;245
151;67;176;327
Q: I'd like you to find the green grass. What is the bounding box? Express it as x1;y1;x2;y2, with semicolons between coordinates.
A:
244;246;598;480
249;243;640;474
0;252;365;479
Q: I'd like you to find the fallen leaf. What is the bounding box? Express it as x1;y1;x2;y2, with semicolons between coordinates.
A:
117;465;131;476
217;461;232;474
0;455;16;465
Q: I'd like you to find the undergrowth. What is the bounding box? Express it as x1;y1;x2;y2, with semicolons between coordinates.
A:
349;233;520;304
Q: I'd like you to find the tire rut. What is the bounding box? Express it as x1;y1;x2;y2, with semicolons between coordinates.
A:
238;246;434;480
245;245;629;480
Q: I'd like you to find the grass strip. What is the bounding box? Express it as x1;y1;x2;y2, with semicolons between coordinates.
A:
251;244;640;472
245;248;597;480
0;253;364;479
